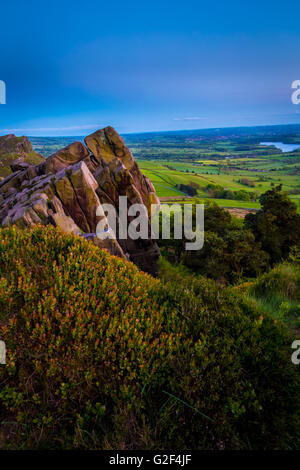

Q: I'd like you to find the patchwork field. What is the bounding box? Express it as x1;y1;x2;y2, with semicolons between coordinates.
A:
29;124;300;211
137;160;300;210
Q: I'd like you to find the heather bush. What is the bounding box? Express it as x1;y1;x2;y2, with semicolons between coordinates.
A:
0;226;299;449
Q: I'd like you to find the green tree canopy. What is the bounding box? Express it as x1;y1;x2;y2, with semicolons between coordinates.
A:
245;185;300;264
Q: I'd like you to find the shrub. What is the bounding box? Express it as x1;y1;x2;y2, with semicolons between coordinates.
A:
176;183;197;196
236;262;300;329
238;178;255;188
204;183;256;201
189;181;200;190
289;246;300;265
250;263;300;300
0;225;299;449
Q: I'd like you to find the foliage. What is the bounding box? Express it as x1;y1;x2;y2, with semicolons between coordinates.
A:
238;178;256;188
289;246;300;265
176;183;197;196
160;187;300;283
0;225;299;449
205;183;257;202
159;202;269;282
234;262;300;330
245;185;300;264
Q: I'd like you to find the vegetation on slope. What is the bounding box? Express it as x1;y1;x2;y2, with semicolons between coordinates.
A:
0;225;299;449
245;185;300;264
234;259;300;332
159;186;300;283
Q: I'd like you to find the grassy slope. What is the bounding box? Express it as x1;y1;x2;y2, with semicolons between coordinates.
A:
0;225;299;449
234;263;300;333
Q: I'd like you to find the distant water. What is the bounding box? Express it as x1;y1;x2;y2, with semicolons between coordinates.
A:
260;141;300;153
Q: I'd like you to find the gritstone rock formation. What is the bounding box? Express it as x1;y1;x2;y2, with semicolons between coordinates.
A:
0;127;161;276
0;134;44;178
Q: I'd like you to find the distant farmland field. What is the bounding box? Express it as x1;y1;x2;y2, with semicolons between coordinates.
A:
30;126;300;211
138;160;300;210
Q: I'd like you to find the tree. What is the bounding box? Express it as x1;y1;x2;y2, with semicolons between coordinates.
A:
158;202;270;282
223;228;269;280
183;231;228;280
245;185;300;264
183;228;269;282
204;201;231;235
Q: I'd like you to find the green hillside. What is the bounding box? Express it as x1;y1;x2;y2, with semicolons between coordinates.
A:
0;225;299;449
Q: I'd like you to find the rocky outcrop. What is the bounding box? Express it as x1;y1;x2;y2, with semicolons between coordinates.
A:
0;127;160;276
0;134;45;177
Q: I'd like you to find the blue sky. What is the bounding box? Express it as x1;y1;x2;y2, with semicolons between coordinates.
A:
0;0;299;136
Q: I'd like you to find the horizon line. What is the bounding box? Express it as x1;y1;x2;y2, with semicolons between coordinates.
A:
1;121;300;138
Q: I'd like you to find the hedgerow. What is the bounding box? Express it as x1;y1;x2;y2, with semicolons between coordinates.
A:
0;225;299;449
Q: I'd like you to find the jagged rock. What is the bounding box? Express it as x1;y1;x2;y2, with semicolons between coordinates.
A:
0;134;45;177
0;134;33;154
50;212;83;236
0;127;160;276
10;158;32;173
41;141;90;174
85;127;160;214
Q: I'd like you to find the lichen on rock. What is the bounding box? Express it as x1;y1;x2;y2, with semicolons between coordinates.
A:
0;127;160;276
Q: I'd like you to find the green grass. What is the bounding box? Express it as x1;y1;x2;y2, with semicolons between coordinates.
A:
158;198;260;210
138;159;300;210
235;263;300;331
208;199;260;209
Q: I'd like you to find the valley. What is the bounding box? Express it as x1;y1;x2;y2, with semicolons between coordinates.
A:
29;124;300;212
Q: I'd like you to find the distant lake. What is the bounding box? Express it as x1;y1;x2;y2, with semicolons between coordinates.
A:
260;141;300;153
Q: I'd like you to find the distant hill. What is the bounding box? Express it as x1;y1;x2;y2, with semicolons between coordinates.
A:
2;123;295;161
123;123;300;142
